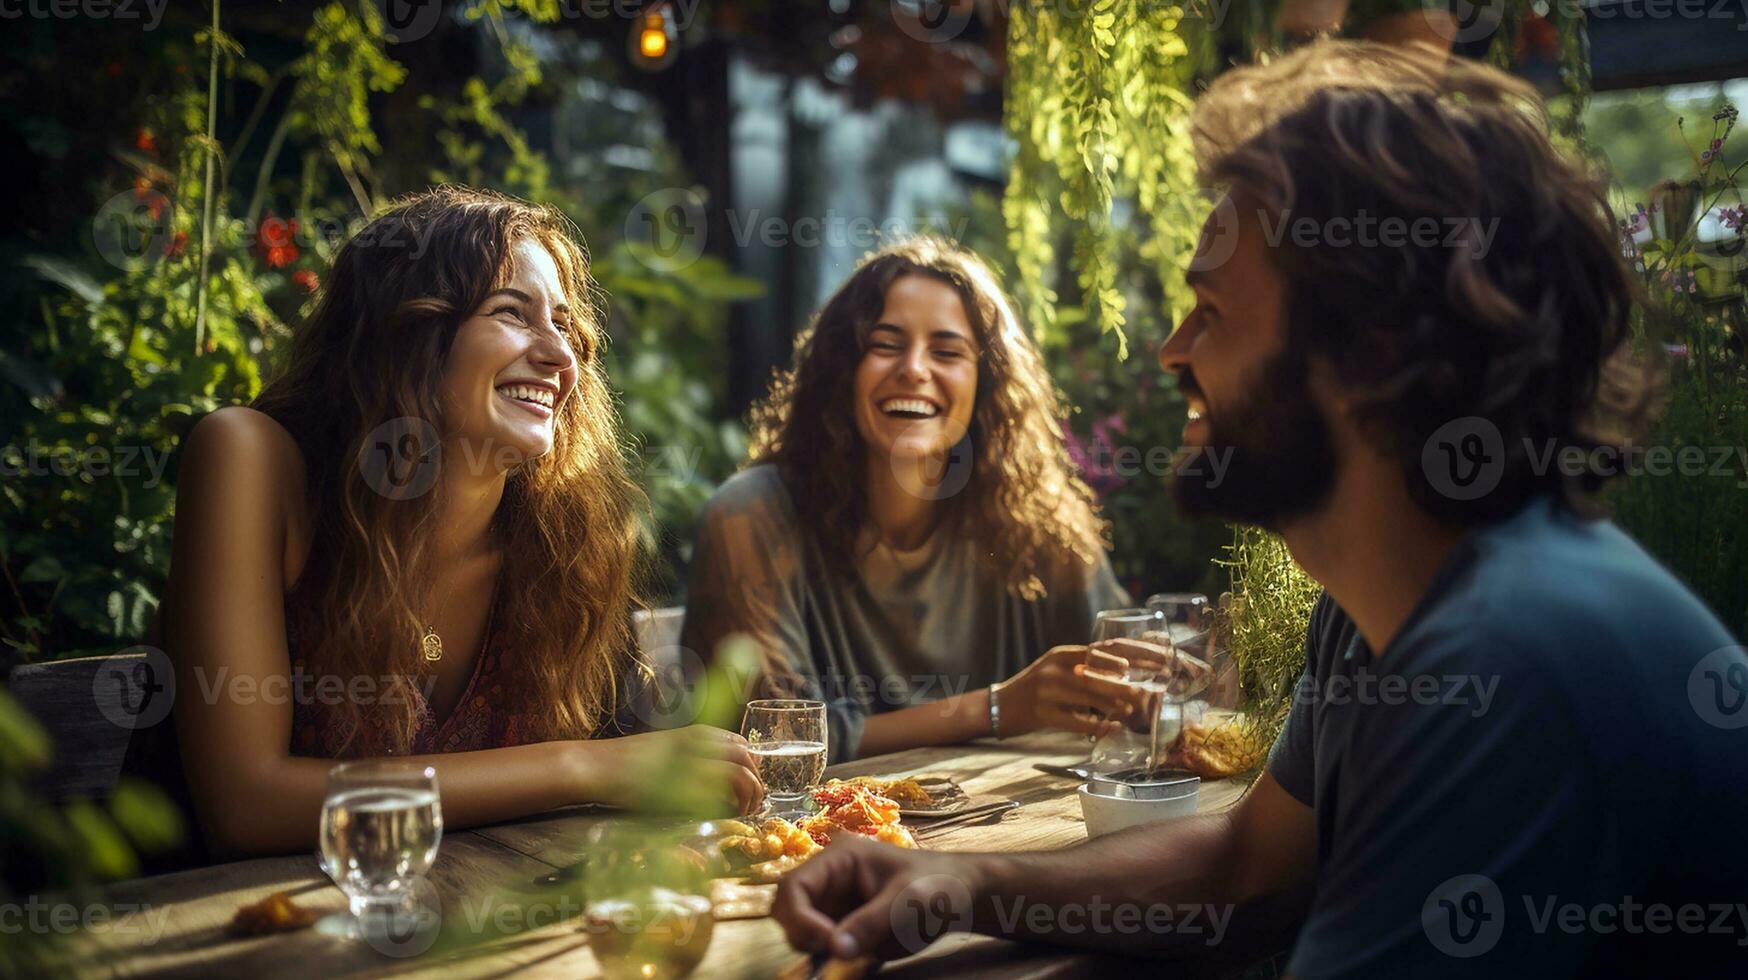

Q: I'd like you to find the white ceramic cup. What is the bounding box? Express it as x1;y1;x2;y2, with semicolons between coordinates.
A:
1078;782;1199;838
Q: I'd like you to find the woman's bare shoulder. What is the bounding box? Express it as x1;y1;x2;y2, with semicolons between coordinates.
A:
177;406;312;579
184;406;310;493
184;406;301;465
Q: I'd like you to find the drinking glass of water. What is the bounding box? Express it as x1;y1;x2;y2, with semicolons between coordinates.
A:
1146;592;1228;705
1145;593;1210;654
1086;608;1171;773
741;699;827;818
319;760;443;933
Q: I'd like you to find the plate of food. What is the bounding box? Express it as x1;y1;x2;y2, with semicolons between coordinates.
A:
712;783;921;884
820;774;971;818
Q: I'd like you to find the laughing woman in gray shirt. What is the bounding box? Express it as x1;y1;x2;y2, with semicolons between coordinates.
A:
681;238;1144;763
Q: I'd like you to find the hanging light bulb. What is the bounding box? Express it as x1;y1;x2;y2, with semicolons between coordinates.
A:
630;4;678;71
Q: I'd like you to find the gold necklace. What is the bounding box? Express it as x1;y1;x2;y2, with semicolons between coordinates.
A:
421;623;444;662
420;575;497;663
421;576;454;663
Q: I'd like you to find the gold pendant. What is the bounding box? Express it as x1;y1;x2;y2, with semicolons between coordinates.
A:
421;625;444;662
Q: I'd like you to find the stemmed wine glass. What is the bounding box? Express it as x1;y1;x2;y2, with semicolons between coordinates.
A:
318;760;443;941
740;699;827;818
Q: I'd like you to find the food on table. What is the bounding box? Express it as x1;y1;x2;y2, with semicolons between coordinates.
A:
716;784;920;883
719;816;822;868
824;775;936;809
710;818;756;837
230;890;321;934
1164;716;1267;779
802;783;916;849
744;852;811;885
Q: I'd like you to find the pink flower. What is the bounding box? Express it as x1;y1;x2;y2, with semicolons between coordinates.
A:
1060;420;1124;498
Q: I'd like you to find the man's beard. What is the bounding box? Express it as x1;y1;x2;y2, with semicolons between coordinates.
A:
1171;346;1340;531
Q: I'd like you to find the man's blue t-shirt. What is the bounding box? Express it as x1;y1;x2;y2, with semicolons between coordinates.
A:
1268;496;1747;977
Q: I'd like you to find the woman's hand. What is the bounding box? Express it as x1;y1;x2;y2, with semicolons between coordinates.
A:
1092;637;1212;700
995;645;1148;738
576;726;765;815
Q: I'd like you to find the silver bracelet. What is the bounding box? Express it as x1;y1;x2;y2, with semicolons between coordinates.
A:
988;681;1004;739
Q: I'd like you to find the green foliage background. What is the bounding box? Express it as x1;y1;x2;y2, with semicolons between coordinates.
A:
1605;102;1748;637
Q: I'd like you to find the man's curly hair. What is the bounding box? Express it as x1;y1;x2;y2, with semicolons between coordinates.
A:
1192;41;1656;525
746;237;1110;599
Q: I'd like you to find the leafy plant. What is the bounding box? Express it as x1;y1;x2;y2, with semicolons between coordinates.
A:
1216;526;1322;753
0;687;182;976
1609;103;1748;637
1001;0;1208;352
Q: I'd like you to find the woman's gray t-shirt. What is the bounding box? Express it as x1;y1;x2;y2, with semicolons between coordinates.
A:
680;465;1129;762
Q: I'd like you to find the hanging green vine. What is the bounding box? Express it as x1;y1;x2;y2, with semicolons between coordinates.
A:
1002;1;1205;358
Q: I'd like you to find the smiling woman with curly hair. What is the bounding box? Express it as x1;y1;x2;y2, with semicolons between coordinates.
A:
681;238;1142;762
141;187;762;861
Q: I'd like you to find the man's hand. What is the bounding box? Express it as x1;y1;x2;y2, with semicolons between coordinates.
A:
772;835;987;962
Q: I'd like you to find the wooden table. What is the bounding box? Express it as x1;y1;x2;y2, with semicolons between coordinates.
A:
77;732;1250;978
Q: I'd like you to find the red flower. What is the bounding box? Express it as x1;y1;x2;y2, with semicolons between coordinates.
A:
135;128;157;154
106;62;122;77
133;177;166;220
164;231;188;258
292;269;320;292
255;216;301;269
1514;14;1558;62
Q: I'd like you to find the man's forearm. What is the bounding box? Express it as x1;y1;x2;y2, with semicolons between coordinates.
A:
962;810;1306;958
